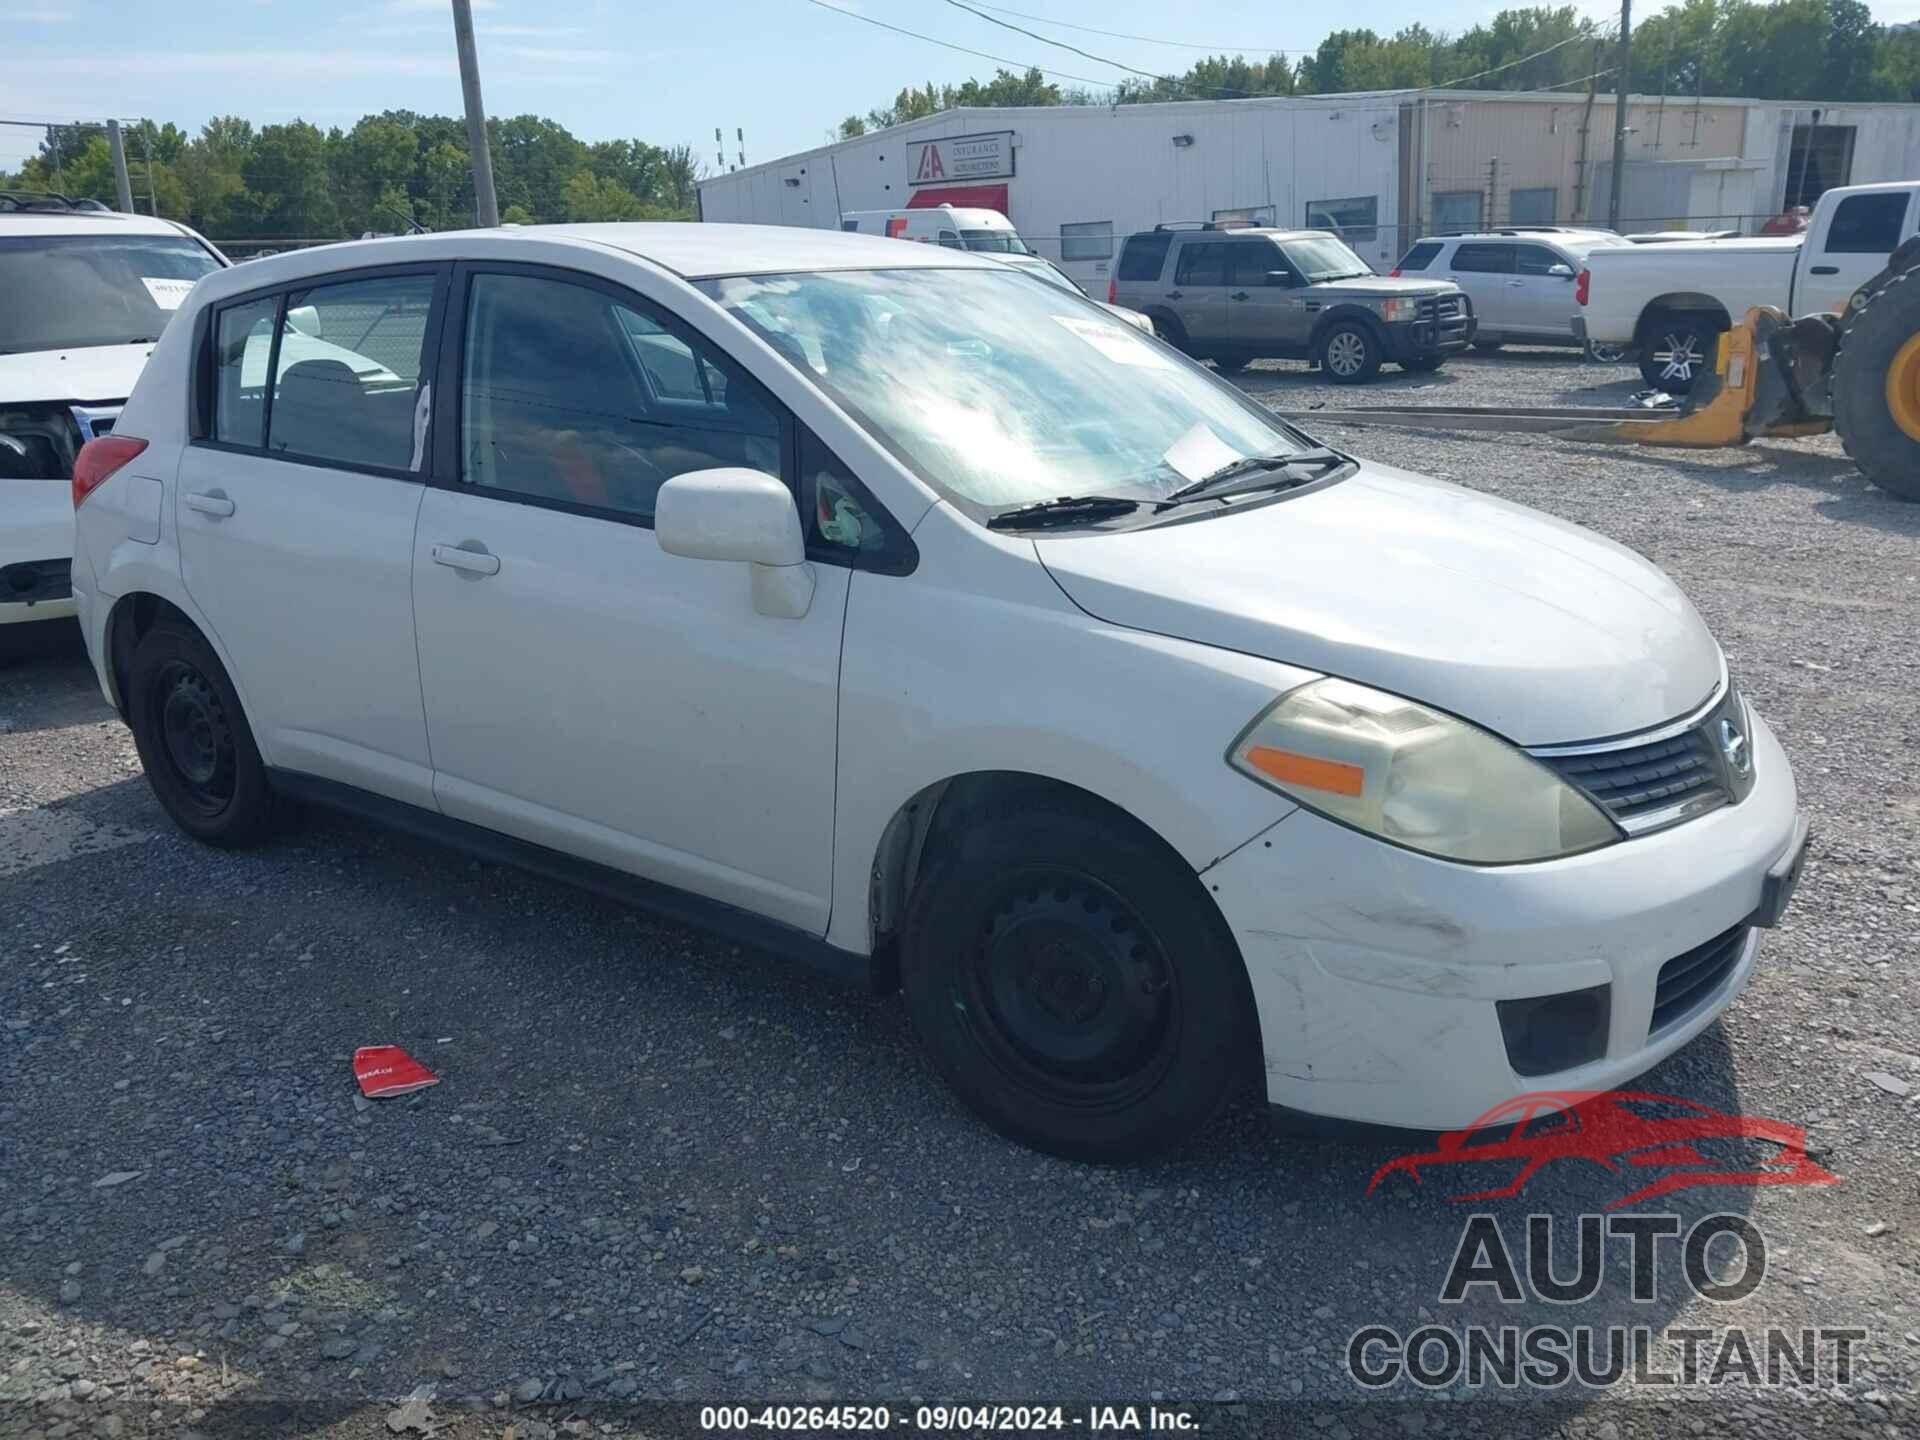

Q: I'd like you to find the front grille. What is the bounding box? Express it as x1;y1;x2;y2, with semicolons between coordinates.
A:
1650;924;1748;1033
1542;728;1726;824
1416;294;1473;343
1;558;72;605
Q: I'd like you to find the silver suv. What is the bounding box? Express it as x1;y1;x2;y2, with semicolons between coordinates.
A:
1391;230;1632;355
1111;224;1472;383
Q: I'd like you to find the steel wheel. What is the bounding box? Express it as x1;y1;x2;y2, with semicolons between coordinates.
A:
957;869;1180;1113
152;659;238;818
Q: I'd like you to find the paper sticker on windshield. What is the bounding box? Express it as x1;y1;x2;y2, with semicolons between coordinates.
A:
141;277;196;310
1050;313;1176;370
1161;423;1247;483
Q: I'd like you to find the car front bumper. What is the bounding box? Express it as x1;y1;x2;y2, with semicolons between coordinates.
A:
1205;706;1802;1129
1384;302;1475;360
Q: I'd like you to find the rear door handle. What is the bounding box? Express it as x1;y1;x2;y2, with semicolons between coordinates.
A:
183;490;234;518
1230;290;1250;300
1809;265;1839;275
431;543;500;577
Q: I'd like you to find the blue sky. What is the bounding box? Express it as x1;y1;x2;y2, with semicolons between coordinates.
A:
5;0;1918;175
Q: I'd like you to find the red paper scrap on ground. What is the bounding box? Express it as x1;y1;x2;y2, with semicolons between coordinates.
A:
352;1046;440;1098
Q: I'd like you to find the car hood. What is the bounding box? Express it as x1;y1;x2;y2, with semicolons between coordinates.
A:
1314;276;1458;297
0;342;151;405
1034;463;1722;746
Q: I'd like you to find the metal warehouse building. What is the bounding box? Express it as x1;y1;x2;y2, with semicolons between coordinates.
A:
697;89;1920;288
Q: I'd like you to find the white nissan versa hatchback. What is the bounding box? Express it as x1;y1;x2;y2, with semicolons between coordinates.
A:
71;225;1809;1160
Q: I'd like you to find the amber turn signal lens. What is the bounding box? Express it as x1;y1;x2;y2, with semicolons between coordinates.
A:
1243;745;1365;797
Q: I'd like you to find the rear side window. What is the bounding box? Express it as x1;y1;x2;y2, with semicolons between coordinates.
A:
1116;232;1173;282
459;271;782;523
267;273;436;472
1395;241;1444;272
1451;243;1514;274
1174;242;1231;286
212;296;278;448
1826;193;1909;254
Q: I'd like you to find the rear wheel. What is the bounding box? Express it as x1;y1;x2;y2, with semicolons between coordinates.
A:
1211;354;1249;374
902;793;1255;1161
1321;322;1382;384
1638;313;1723;392
1148;312;1190;353
1833;264;1920;502
1586;341;1628;364
126;621;281;846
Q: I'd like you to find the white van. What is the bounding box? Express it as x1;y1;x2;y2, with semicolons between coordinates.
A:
839;205;1030;254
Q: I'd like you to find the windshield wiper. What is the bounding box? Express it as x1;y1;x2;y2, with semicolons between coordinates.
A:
1157;446;1349;508
986;494;1141;530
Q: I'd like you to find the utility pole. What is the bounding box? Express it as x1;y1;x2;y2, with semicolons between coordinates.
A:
142;125;159;215
1607;0;1633;231
106;119;134;212
451;0;501;227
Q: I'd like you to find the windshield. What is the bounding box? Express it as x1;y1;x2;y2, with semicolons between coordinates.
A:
1282;236;1373;280
0;233;221;353
962;229;1029;254
700;268;1310;511
1008;259;1084;296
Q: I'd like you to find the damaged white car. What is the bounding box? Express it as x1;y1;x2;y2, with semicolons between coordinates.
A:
71;224;1807;1159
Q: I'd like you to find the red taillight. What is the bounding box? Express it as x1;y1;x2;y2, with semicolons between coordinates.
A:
1106;276;1117;305
72;435;147;509
1389;267;1403;277
1576;269;1591;306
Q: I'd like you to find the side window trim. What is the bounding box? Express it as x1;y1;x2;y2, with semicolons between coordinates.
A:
191;260;451;484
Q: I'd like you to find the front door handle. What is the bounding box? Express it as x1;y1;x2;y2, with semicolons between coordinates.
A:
1230;290;1250;300
183;490;234;518
1809;264;1839;275
1164;290;1184;300
431;543;500;577
1507;279;1526;287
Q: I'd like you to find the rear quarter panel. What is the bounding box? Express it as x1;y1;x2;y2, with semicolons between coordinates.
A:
1581;243;1800;344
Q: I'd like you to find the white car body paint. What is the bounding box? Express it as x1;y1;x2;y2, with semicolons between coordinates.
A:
78;222;1803;1133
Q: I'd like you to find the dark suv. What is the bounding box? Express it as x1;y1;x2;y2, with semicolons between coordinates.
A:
1110;224;1474;382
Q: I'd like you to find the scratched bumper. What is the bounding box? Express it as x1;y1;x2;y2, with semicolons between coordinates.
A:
1204;707;1800;1129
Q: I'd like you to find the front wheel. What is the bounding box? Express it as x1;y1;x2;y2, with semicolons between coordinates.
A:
1320;322;1382;384
1637;315;1722;392
902;795;1256;1161
126;621;281;847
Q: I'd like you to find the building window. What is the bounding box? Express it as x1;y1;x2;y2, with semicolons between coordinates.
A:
1060;220;1114;262
1432;191;1482;234
1212;205;1275;227
1510;187;1557;225
1786;124;1856;207
1305;196;1377;243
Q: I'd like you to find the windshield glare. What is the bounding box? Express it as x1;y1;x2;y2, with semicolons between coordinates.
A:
0;234;220;353
702;268;1308;510
961;229;1028;254
1282;236;1373;279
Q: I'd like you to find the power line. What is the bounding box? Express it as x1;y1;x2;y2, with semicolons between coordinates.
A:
801;0;1128;91
943;0;1210;84
959;2;1314;54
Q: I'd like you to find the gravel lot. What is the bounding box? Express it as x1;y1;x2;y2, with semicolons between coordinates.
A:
3;348;1917;1438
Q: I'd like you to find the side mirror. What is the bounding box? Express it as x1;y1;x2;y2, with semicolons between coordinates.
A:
1266;270;1295;288
286;304;323;337
654;468;814;619
1547;263;1574;279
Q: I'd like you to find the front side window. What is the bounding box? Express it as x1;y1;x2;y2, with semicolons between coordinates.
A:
703;267;1315;512
1826;193;1909;254
213;296;277;447
1059;221;1114;262
460;272;780;521
1450;243;1514;275
1305;196;1379;244
266;273;435;471
1230;243;1287;288
1513;244;1565;276
0;233;221;354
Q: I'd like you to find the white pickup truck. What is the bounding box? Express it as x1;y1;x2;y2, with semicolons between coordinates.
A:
1578;180;1920;391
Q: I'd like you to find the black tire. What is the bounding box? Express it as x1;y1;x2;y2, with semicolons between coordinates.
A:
1400;355;1446;373
901;793;1256;1161
1832;262;1920;502
1471;339;1505;352
1319;322;1382;384
1211;354;1249;374
1148;312;1190;353
1637;313;1723;393
126;621;281;846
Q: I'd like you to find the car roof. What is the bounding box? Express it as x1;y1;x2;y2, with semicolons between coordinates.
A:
187;223;1006;299
0;209;199;240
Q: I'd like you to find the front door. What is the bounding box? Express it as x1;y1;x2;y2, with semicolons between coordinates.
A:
1168;240;1233;346
176;267;445;807
1509;243;1579;339
1798;189;1914;315
1227;241;1310;354
1444;241;1518;334
410;266;847;934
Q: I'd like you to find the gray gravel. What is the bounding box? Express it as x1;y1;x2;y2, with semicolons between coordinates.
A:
2;349;1917;1438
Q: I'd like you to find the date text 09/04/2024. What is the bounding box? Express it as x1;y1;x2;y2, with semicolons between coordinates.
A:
700;1406;1199;1432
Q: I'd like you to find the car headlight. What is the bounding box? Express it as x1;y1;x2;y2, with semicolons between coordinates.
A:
1378;298;1407;322
1228;678;1623;864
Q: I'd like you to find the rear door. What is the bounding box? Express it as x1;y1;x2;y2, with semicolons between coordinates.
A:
1509;243;1579;338
1228;240;1309;354
1168;240;1232;346
1798;189;1915;314
1444;242;1517;333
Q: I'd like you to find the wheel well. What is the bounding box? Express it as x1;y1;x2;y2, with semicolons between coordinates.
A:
1311;307;1388;357
868;772;1192;987
1636;296;1731;347
104;592;196;713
